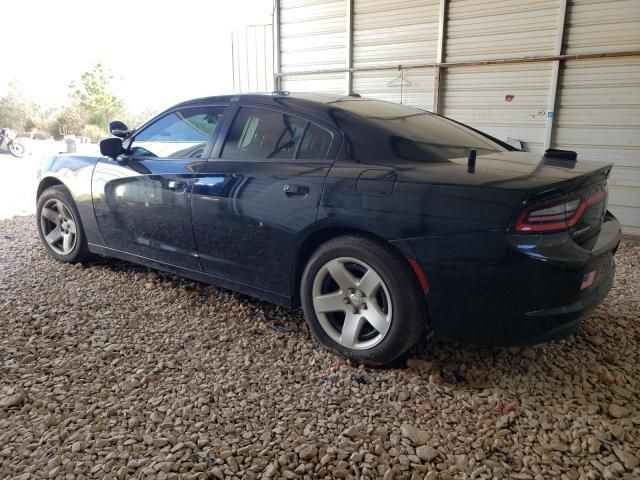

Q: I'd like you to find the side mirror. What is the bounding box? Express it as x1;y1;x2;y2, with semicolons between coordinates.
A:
109;120;131;138
100;137;124;158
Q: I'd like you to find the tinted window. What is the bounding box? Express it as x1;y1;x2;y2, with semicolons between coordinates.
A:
129;106;226;159
330;99;507;162
222;107;309;160
298;123;332;160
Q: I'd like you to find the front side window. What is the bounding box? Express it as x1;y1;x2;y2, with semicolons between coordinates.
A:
222;107;332;161
129;105;226;159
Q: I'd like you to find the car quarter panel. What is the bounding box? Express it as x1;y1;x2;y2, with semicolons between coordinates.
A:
318;157;525;239
37;154;104;246
391;220;618;346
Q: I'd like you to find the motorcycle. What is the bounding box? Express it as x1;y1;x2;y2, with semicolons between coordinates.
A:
0;128;26;158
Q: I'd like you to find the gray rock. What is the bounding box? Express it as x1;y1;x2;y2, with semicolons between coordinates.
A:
416;446;439;462
299;444;318;461
0;393;25;408
400;424;431;446
613;447;639;470
608;404;629;418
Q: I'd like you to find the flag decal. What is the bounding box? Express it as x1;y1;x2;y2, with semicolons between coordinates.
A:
581;271;596;290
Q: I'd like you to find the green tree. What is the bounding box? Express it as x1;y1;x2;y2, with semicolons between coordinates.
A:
69;63;124;129
124;106;159;129
50;104;88;138
0;81;42;132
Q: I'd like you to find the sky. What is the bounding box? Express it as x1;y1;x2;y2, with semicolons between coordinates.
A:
0;0;273;113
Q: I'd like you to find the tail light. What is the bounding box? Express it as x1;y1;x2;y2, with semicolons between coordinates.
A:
514;185;607;233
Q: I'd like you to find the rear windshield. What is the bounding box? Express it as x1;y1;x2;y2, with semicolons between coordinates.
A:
329;98;507;162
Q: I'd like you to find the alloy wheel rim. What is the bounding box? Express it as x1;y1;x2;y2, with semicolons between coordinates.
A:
40;199;77;256
312;257;392;350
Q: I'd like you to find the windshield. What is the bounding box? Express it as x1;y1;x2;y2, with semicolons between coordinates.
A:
328;98;507;162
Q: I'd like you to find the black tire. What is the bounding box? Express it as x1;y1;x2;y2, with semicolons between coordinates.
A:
8;141;25;158
36;185;90;263
301;235;426;365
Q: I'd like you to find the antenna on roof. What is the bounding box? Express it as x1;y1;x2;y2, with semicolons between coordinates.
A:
468;149;477;173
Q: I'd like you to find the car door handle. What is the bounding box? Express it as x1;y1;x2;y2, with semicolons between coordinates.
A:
284;184;309;196
167;180;187;191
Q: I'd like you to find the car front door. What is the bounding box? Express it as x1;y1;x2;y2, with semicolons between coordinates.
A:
92;104;227;271
191;104;339;299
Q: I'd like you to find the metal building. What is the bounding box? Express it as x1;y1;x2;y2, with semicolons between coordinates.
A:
236;0;640;236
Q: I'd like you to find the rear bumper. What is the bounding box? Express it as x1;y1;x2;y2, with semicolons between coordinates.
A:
392;214;621;346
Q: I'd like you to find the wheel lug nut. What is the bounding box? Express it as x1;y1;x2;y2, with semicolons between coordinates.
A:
361;303;367;310
347;288;355;294
343;298;351;304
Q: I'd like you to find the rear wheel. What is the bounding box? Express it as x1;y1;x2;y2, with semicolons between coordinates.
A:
36;186;90;263
301;235;426;365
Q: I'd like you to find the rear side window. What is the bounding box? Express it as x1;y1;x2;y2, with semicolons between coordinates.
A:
331;99;507;162
298;123;333;160
129;105;226;159
222;107;332;161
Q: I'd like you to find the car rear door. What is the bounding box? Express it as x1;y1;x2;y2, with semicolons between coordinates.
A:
191;103;340;299
92;104;228;271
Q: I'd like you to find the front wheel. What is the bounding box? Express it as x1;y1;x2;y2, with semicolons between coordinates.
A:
36;186;90;263
8;141;25;158
301;235;427;365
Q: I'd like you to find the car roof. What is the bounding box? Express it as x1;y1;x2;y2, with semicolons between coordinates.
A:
175;92;354;106
170;92;381;129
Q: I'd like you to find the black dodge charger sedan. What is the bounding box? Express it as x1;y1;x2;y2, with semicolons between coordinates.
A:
36;93;621;364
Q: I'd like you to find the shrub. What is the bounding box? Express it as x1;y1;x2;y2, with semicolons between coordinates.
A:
31;130;50;140
81;124;107;143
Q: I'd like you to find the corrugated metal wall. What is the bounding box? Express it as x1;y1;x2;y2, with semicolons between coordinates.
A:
441;64;551;152
553;57;640;235
563;0;640;54
351;0;439;107
279;0;347;93
441;0;561;152
269;0;640;234
232;24;274;93
552;0;640;235
445;0;560;62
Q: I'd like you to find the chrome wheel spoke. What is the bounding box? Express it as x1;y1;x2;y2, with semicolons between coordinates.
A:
67;220;77;234
357;268;383;298
56;201;66;217
62;234;73;254
314;291;347;314
326;259;357;290
41;207;59;223
45;226;63;245
340;314;366;348
364;303;390;336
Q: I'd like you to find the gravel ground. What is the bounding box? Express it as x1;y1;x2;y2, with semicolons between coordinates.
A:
1;215;638;480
